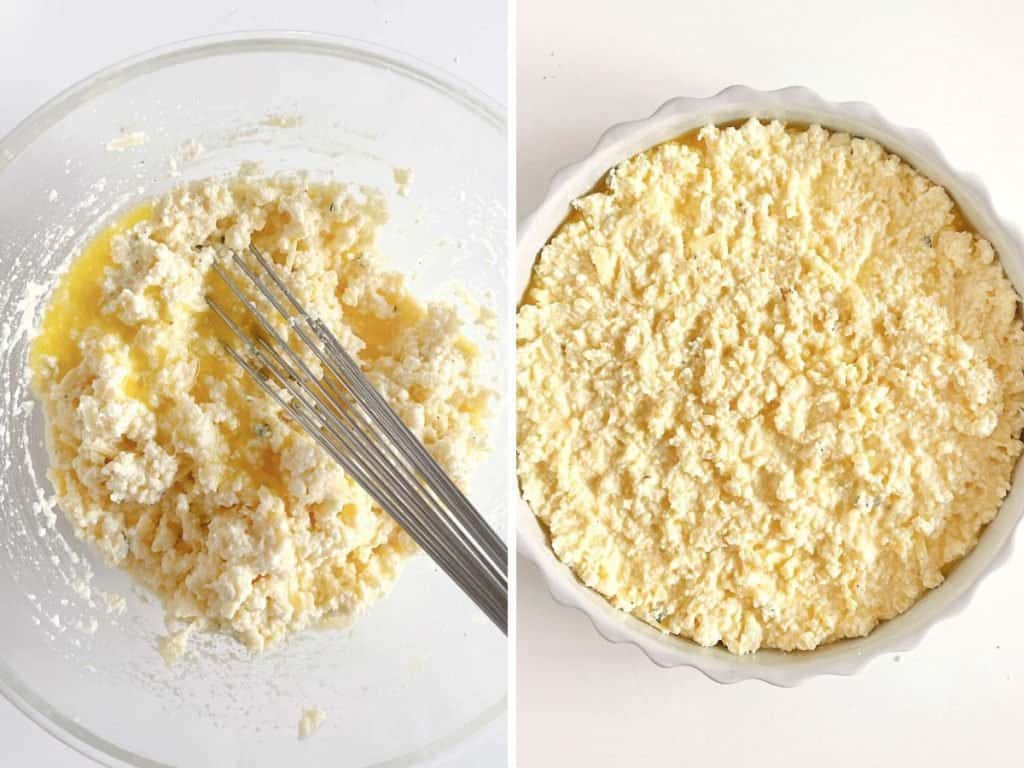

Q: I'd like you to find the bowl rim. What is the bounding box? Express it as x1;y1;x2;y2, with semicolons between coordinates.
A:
0;29;504;174
516;84;1024;686
0;29;505;768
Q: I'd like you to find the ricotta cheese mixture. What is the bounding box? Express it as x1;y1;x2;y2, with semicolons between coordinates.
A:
30;173;492;652
517;119;1024;654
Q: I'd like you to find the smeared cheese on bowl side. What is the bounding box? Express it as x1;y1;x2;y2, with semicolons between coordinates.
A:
517;119;1024;654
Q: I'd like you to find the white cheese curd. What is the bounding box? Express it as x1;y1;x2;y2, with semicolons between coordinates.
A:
517;119;1024;654
393;167;414;198
32;173;492;653
297;706;327;739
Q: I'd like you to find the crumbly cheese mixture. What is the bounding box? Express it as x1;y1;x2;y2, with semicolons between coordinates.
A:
31;173;491;651
517;119;1024;654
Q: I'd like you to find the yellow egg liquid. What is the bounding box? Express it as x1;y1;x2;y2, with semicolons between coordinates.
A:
30;204;153;387
28;203;289;491
29;201;488;495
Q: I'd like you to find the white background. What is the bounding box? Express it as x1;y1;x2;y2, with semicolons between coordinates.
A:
0;0;507;765
517;1;1024;766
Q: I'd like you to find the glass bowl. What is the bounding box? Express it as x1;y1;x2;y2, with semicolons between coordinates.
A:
0;32;508;766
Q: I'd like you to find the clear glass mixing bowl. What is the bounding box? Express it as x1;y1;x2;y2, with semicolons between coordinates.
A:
0;32;508;766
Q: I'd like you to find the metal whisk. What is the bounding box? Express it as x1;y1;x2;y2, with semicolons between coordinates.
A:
206;245;507;634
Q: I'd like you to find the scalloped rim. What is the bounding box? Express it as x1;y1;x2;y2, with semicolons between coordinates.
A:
516;85;1024;686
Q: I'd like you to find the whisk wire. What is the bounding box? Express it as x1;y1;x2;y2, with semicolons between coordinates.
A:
229;248;506;585
215;256;505;591
218;325;507;627
206;246;508;633
245;246;507;571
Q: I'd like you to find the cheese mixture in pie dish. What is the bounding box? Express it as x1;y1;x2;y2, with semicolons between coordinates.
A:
517;119;1024;654
30;172;492;652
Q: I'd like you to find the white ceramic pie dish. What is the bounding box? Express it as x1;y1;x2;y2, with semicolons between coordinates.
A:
516;84;1024;686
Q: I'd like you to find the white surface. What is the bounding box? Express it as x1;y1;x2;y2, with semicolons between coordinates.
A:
0;1;507;766
517;0;1024;765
